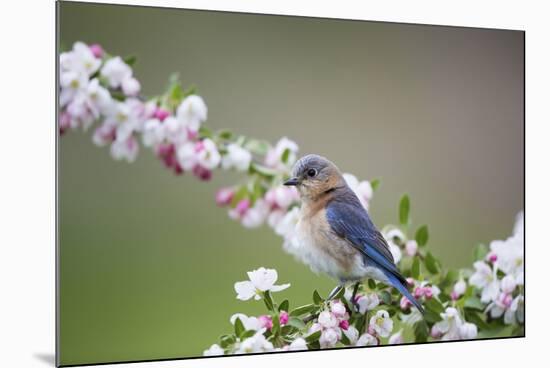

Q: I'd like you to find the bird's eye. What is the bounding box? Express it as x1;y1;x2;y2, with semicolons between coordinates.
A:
307;168;317;177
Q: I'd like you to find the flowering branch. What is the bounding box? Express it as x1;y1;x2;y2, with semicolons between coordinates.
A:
59;42;524;355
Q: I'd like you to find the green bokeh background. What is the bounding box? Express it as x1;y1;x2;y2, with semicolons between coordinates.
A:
58;2;524;365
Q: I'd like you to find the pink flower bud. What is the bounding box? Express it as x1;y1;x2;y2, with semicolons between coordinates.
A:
406;278;415;287
216;188;234;207
194;140;205;153
156;143;175;158
89;43;104;58
235;199;250;217
173;163;183;176
450;291;459;301
488;253;498;263
338;320;350;330
59;111;71;134
193;165;212;181
279;311;289;325
153;108;170;122
405;240;418;257
258;315;273;330
413;287;424;299
400;296;412;310
424;287;433;299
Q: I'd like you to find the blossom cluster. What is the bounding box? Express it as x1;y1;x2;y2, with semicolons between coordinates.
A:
468;212;524;325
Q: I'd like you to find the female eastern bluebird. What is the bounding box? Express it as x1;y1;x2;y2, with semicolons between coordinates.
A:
284;154;424;313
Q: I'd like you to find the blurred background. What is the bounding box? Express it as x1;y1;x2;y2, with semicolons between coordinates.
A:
58;2;524;365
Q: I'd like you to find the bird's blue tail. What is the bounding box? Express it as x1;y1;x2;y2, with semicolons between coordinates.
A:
384;271;425;314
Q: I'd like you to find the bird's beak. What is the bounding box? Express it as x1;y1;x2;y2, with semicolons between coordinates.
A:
284;177;300;186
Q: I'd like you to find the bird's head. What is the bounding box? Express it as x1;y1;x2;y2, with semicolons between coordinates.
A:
284;154;346;200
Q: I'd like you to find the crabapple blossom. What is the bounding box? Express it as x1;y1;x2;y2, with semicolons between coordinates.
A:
230;313;261;331
356;293;379;314
343;173;373;209
234;267;290;301
110;136;139;162
458;322;478;339
330;301;347;319
279;311;289;325
356;333;378;346
100;56;133;89
432;307;463;341
288;338;308;351
195;138;221;170
215;187;234;206
203;344;224;356
343;326;359;344
121;77;141;96
453;279;467;298
369;310;393;338
469;261;500;303
176;95;207;134
389;330;404;344
265;137;299;171
405;240;418;257
221;143;252;172
235;330;274;354
319;328;341;348
258;315;273;330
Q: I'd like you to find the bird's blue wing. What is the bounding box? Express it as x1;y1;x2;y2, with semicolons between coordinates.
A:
325;196;403;281
326;194;424;313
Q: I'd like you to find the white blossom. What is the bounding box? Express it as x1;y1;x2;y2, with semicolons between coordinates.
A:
235;330;274;354
221;143;252;172
319;328;341;348
176;95;207;133
265;137;299;171
121;77;141;96
318;311;339;329
196;138;221;170
458;322;478;339
469;261;500;303
343;326;359;344
100;56;132;88
203;344;224;356
234;267;290;301
369;310;393;338
432;307;463;341
356;333;378;346
288;338;308;351
356;293;379;314
343;173;373;209
230;313;261;331
142;118;165;147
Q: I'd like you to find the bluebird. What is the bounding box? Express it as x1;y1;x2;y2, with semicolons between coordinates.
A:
284;154;424;313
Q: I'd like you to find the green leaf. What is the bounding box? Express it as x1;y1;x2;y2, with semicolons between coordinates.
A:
439;269;459;290
124;55;137;66
278;299;289;312
313;290;323;305
290;304;317;317
271;312;280;336
217;129;233;140
305;330;322;343
281;148;291;164
413;320;429;343
367;279;377;290
263;291;275;311
424;252;439;274
464;297;484;311
287;317;306;330
249;162;279;177
379;290;392;305
411;257;420;279
234;317;245;337
198;126;213;139
219;334;236;348
415;225;429;246
399;194;410;225
240;330;257;339
370;178;381;191
464;309;490;330
474;243;489;261
332;285;346;300
424;297;445;315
